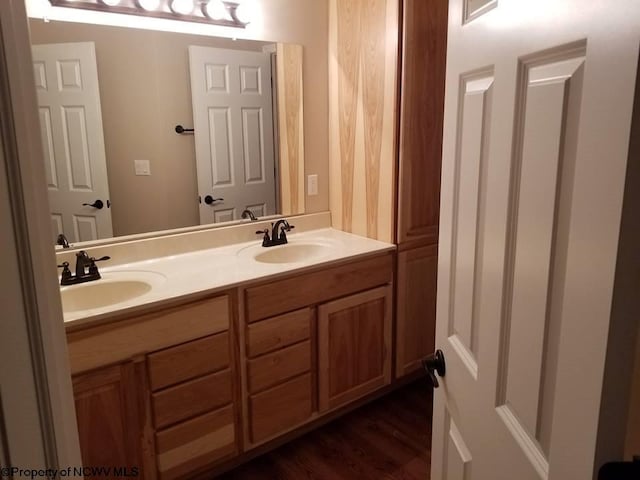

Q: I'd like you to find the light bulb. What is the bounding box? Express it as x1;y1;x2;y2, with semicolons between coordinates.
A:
233;1;253;24
204;0;229;20
137;0;160;11
100;0;121;6
170;0;194;15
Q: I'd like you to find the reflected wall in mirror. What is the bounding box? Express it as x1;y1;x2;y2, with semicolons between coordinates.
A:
30;19;305;243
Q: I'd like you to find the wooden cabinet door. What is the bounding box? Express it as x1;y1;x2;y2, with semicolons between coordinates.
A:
395;244;438;378
396;0;448;245
73;359;155;479
318;286;392;412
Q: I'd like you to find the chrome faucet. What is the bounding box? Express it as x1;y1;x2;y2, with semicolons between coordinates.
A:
241;209;257;221
255;219;295;247
57;250;111;286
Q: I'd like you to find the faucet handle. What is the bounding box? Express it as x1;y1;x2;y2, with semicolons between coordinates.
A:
256;229;271;247
57;261;72;284
277;222;294;241
88;256;110;277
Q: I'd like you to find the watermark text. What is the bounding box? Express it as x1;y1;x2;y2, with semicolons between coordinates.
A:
0;466;139;479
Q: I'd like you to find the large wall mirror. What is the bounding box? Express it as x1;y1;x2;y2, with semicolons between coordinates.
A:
29;18;306;244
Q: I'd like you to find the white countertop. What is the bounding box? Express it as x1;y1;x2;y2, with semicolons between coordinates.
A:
62;228;395;329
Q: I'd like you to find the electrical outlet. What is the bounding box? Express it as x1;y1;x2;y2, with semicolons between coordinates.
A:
134;159;151;176
307;174;318;196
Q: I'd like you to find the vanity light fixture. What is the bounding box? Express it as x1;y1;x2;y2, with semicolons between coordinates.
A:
48;0;250;28
203;0;229;21
169;0;194;15
137;0;161;10
233;0;252;24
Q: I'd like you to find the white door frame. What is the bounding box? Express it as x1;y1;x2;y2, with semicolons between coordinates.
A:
0;0;81;468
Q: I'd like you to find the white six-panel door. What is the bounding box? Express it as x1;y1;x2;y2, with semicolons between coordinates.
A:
32;42;112;243
189;46;276;224
433;1;639;479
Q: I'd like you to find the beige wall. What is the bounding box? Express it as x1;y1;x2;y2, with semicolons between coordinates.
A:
29;0;328;237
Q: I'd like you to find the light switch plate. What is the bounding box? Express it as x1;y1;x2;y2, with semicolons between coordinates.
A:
307;174;318;196
134;159;151;176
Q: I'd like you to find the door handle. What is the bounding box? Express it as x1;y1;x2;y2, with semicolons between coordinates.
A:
203;195;224;205
423;349;446;388
82;199;104;209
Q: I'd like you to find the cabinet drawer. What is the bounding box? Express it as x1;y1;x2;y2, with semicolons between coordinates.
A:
247;340;311;393
245;254;393;322
148;333;229;391
156;405;236;480
67;295;230;374
246;308;311;358
152;370;232;429
249;373;312;443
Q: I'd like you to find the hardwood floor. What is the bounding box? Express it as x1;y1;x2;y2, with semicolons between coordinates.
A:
219;380;432;479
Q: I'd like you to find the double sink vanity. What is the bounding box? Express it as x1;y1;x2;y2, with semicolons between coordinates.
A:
60;216;404;479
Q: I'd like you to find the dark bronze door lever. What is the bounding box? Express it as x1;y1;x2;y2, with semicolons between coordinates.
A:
423;349;446;388
82;199;104;209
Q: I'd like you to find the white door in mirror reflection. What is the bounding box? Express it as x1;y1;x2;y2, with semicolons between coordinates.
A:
32;42;113;243
189;46;276;224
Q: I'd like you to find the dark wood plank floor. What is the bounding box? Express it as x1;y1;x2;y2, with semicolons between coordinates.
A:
219;380;433;479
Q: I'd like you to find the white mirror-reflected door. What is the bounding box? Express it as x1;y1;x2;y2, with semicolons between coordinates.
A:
432;0;639;479
189;46;276;225
32;41;113;243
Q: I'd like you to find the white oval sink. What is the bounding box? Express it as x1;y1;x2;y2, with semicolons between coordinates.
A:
253;243;331;264
60;271;166;313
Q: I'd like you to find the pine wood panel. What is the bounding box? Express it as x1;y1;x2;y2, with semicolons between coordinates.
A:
156;406;236;480
329;0;399;242
246;308;311;358
396;244;438;378
148;332;229;391
249;373;313;444
318;286;393;411
247;340;311;394
245;254;393;322
152;369;232;429
397;0;448;245
276;43;305;216
67;295;230;374
362;0;387;241
73;359;155;478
